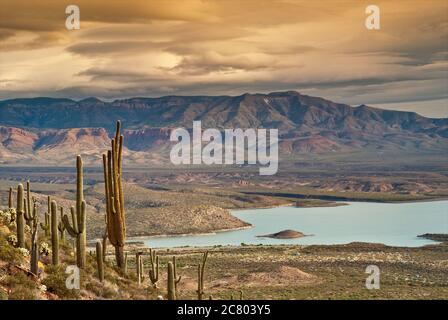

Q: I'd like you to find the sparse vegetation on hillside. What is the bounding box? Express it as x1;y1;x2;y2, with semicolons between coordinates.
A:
0;120;446;300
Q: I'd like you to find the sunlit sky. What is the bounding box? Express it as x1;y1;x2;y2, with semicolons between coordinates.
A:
0;0;447;117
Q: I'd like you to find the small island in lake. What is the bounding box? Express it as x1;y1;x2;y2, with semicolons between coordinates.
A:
257;229;309;239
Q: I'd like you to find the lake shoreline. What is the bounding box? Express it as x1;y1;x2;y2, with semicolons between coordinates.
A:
121;198;448;243
123;200;443;247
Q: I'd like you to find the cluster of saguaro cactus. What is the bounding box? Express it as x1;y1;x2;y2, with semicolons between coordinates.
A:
51;200;59;265
62;156;86;268
58;208;66;241
197;251;209;300
16;184;25;248
96;241;104;282
40;196;51;237
148;249;159;288
167;261;176;300
103;120;126;270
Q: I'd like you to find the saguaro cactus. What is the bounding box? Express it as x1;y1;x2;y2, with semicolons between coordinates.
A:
101;214;107;262
24;181;33;228
167;261;176;300
30;223;39;275
103;120;126;269
136;252;144;285
96;241;104;282
63;203;86;268
51;200;59;265
32;200;38;230
149;249;159;288
62;156;86;268
16;184;25;248
124;252;128;274
8;187;13;209
173;256;182;294
24;184;37;232
197;251;208;300
40;196;51;237
58;207;66;241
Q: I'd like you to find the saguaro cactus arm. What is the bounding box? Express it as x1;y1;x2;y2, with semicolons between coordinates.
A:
63;206;79;237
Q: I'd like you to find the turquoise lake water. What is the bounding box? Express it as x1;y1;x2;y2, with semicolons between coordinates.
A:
140;200;448;248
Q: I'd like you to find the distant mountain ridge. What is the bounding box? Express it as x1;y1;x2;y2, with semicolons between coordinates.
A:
0;91;447;164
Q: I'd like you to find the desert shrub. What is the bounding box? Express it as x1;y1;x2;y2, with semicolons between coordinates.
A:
17;247;30;258
0;208;16;225
0;235;23;264
7;234;17;246
3;273;39;300
39;242;52;256
0;289;8;300
85;280;118;299
43;265;81;299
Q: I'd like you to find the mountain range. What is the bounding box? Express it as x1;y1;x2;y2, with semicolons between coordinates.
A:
0;91;447;165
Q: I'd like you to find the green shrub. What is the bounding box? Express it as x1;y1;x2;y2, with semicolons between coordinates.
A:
0;235;24;264
43;265;81;299
0;289;8;300
2;273;39;300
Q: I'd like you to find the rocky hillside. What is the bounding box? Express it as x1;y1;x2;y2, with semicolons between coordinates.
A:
0;91;447;164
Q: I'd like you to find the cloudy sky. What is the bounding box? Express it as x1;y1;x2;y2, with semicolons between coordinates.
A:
0;0;447;117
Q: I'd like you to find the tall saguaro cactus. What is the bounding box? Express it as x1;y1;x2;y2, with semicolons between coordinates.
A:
58;207;66;241
8;187;13;209
197;251;209;300
40;196;51;236
16;184;25;248
30;223;39;275
167;261;176;300
173;256;182;294
136;252;144;285
103;120;126;269
124;252;128;274
63;203;86;268
24;181;32;227
51;200;59;265
24;181;37;231
62;156;86;268
96;241;104;282
149;249;159;288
